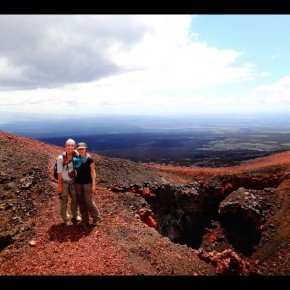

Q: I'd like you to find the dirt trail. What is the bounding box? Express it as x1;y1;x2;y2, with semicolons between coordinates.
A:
0;187;134;275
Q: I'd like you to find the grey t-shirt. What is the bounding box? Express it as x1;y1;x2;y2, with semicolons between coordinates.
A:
57;154;74;182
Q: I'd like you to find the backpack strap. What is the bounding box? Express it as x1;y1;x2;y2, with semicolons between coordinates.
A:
62;152;69;170
62;151;79;169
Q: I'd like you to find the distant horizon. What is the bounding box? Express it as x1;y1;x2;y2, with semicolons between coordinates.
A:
1;110;290;118
1;110;290;140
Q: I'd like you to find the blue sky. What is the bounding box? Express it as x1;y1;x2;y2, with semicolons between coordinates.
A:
187;15;290;112
0;15;289;116
191;15;290;83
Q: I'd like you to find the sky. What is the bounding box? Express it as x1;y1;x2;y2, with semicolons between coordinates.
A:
0;14;290;116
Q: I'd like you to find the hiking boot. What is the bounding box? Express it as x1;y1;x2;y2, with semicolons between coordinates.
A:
91;217;102;226
71;216;82;224
65;220;73;226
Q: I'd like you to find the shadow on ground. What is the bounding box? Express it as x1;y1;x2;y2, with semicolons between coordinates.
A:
48;223;94;243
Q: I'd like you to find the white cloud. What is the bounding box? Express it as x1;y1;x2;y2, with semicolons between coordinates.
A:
0;15;148;89
209;76;290;113
0;57;25;87
112;15;254;90
271;54;281;60
0;15;259;115
255;77;290;105
260;71;269;77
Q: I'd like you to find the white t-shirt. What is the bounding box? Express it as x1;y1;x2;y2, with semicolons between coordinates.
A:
57;154;74;182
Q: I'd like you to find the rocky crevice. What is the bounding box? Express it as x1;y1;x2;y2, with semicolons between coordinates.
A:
111;168;286;273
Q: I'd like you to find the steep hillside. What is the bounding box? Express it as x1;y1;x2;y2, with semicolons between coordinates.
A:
0;130;289;278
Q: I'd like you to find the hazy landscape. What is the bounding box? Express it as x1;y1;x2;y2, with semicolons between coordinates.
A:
1;112;290;167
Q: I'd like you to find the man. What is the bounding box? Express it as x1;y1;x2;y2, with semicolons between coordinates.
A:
57;139;81;225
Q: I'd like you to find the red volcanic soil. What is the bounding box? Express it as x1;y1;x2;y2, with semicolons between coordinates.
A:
153;150;290;181
0;131;213;276
0;130;289;282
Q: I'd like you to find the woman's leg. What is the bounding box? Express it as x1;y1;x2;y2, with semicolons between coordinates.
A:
83;183;101;222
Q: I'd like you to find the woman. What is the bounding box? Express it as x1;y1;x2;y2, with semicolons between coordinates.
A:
57;138;81;225
74;142;101;227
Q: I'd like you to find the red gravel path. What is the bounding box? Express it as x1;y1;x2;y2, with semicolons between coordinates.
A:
0;187;136;275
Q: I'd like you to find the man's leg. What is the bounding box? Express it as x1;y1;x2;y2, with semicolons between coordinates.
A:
69;182;81;222
60;182;70;224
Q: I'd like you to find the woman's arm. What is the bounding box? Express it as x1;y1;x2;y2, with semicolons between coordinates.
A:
90;161;96;192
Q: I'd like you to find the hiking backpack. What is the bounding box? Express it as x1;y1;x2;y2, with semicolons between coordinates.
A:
53;150;79;180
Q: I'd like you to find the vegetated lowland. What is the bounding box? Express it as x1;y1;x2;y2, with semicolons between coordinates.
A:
0;130;289;282
2;112;290;168
40;128;290;167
